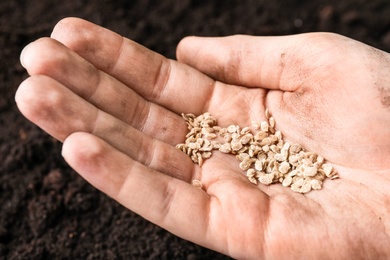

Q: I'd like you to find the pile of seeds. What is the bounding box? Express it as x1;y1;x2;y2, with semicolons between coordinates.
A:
175;110;339;194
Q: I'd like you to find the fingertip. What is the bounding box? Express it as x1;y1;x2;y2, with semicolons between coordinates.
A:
62;132;100;165
50;17;123;71
15;75;61;113
51;17;88;39
176;36;201;62
62;132;100;187
19;39;40;72
62;132;127;198
20;42;32;69
15;77;42;120
19;37;68;77
177;35;198;46
15;78;29;106
51;17;92;52
62;132;109;180
51;17;118;52
61;132;82;160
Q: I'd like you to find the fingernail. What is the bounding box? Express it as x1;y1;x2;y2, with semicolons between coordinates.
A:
20;42;31;68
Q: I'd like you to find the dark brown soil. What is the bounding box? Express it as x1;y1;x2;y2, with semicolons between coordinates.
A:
1;1;390;259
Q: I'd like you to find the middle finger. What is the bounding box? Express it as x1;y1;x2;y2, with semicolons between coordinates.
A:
20;38;188;145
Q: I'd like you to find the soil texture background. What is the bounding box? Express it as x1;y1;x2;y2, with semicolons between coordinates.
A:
1;0;390;259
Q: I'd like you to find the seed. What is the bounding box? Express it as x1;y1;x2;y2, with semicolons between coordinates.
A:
237;152;249;161
213;126;222;132
257;153;267;161
260;137;272;146
290;144;301;153
248;176;258;185
265;109;270;119
202;152;212;159
261;121;269;132
227;125;238;133
252;121;261;130
321;163;333;177
241;127;251;134
231;133;241;142
279;161;291;174
197;153;204;167
316;155;324;164
205;133;217;139
247;168;256;177
231;140;243;151
310;179;322;190
302;158;313;166
240;134;253;144
288;154;298;164
255;160;263;171
176;111;338;194
192;179;203;189
237;146;248;154
200;143;213;152
219;143;231;153
274;153;287;162
211;141;221;149
269;117;275;128
201;127;214;134
239;157;253;171
188;142;200;150
258;172;274;185
282;176;293;187
303;166;318;177
300;181;312;194
254;131;268;141
293;176;304;185
270;145;279;153
288;169;298;177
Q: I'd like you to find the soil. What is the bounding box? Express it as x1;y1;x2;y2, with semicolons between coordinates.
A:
1;0;390;259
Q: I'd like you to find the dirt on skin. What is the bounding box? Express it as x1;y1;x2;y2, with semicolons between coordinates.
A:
1;0;390;259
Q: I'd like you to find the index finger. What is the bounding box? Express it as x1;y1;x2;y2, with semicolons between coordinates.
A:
50;18;215;115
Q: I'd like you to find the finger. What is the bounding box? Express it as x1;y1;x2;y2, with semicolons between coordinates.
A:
20;37;188;146
50;17;216;115
176;34;327;91
15;75;194;181
62;132;212;247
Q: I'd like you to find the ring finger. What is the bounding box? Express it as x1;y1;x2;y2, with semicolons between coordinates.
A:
16;75;195;181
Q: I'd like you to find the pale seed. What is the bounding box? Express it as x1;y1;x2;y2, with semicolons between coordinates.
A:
258;173;274;185
177;111;338;194
219;143;231;153
248;176;258;185
300;181;312;194
192;179;203;189
261;121;269;132
247;168;256;177
310;179;322;190
227;125;238;133
322;163;333;177
279;161;291;174
255;160;263;171
282;176;293;187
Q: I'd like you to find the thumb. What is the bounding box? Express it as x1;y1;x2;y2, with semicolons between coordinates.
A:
176;35;295;90
176;33;338;91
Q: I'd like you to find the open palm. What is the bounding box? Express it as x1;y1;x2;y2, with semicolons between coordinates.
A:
16;18;390;259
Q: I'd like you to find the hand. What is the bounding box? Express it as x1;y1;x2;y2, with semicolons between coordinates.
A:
16;18;390;259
